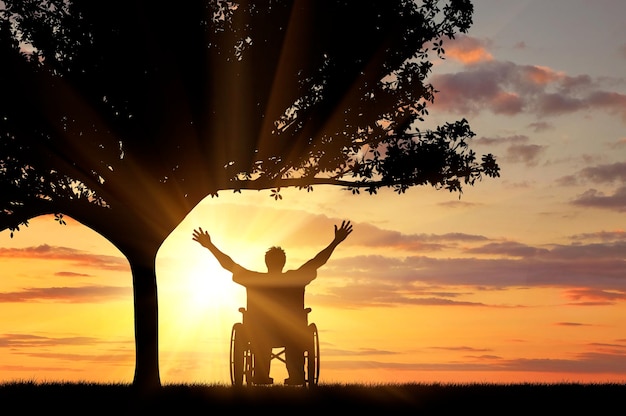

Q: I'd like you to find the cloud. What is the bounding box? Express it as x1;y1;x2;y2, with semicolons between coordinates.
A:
437;200;482;209
0;285;132;303
475;135;547;166
0;333;134;366
306;219;626;309
571;186;626;212
465;241;549;257
54;271;92;277
322;347;399;357
322;350;626;374
589;342;626;352
527;121;553;132
476;135;529;146
429;345;493;353
336;222;489;252
443;35;493;65
430;60;626;122
563;288;626;306
15;351;134;363
547;241;626;260
311;268;492;308
568;230;626;242
430;64;524;115
315;234;626;309
0;244;129;271
0;333;102;348
505;143;546;166
561;163;626;211
508;352;626;374
556;175;579;187
579;162;626;184
587;91;626;121
0;364;81;373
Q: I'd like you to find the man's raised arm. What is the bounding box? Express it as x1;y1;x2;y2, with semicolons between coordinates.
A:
192;227;240;273
300;220;353;270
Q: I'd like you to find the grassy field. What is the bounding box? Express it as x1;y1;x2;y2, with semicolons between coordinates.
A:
1;382;624;414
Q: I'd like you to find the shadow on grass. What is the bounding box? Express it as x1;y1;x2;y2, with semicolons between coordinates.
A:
1;381;624;414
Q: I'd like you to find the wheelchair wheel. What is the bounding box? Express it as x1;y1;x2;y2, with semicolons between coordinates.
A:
305;323;320;387
230;323;251;386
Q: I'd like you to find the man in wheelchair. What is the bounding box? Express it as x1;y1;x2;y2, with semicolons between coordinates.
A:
192;220;352;385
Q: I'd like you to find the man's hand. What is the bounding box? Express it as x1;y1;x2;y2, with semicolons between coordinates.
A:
334;220;353;243
192;227;212;248
300;220;353;270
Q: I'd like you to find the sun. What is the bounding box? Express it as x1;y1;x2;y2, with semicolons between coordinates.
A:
161;250;245;319
186;259;244;313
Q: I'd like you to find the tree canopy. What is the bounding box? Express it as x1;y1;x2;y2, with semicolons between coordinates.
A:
0;0;498;389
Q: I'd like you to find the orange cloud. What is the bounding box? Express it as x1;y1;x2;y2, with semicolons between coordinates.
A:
563;288;626;305
322;351;626;375
523;65;563;86
444;35;493;64
0;285;131;303
568;229;626;242
491;91;523;115
430;60;626;122
0;244;129;271
0;333;101;348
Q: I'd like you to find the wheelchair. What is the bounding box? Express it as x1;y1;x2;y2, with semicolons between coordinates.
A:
229;307;320;387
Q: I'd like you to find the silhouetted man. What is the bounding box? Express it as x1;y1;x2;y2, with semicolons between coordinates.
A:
192;220;353;385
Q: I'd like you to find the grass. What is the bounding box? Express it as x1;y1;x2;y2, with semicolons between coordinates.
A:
1;381;624;414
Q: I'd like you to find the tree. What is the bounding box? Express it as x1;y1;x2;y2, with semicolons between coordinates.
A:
0;0;499;390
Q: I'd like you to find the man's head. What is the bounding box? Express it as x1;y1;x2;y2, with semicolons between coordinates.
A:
265;246;286;272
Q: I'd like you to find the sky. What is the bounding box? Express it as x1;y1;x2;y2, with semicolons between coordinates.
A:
2;0;626;385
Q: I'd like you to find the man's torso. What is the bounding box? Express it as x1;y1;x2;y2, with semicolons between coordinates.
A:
233;268;316;342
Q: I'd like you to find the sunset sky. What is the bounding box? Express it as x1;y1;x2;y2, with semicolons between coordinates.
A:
2;0;626;385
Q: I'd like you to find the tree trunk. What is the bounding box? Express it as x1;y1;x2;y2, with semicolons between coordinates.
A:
129;253;161;391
